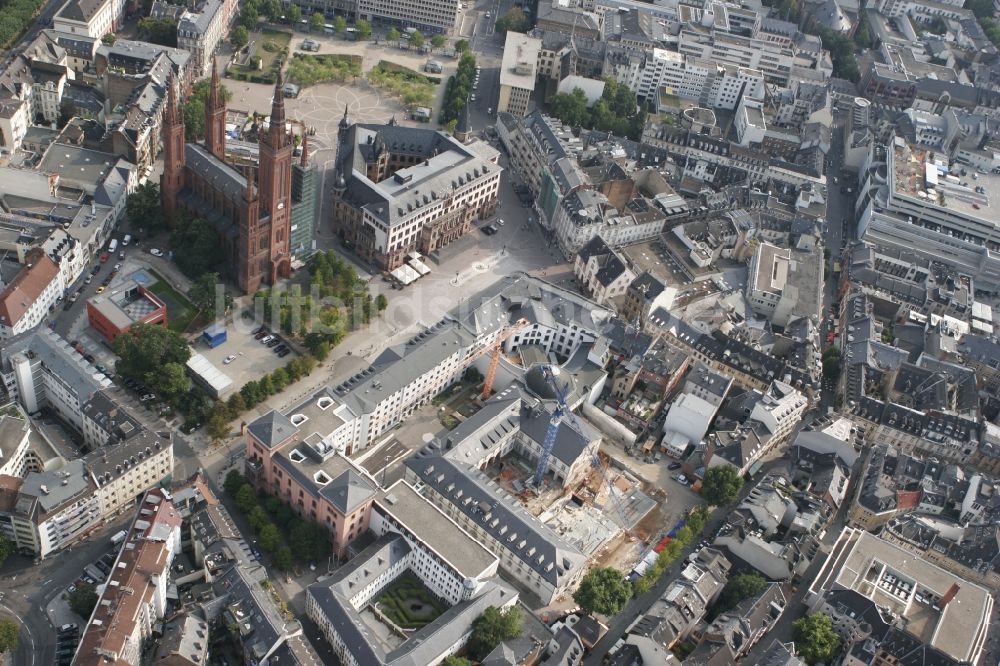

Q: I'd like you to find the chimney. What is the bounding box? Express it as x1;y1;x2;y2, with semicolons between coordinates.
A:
939;583;960;607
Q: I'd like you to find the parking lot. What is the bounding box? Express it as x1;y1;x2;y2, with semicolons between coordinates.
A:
47;542;122;665
194;319;299;392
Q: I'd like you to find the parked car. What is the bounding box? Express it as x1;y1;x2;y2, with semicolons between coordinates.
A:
223;354;237;364
254;329;269;340
99;252;109;263
140;394;155;402
96;286;105;294
83;354;95;363
260;335;275;344
266;338;280;348
149;248;164;257
274;344;288;354
277;349;290;358
85;276;93;285
668;461;682;471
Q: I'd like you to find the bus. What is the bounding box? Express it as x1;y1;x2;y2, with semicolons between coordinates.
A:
323;23;334;33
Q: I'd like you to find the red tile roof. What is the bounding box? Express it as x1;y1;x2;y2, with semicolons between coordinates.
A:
0;248;59;328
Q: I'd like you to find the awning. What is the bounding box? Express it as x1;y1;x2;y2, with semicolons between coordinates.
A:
391;264;419;284
408;257;431;276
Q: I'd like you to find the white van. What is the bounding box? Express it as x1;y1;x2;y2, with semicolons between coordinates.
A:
108;238;118;254
122;234;132;246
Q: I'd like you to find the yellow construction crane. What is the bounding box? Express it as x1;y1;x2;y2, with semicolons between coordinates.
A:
481;318;530;400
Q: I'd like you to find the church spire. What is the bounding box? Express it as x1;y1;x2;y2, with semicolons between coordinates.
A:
209;59;220;110
268;70;287;148
300;128;309;166
205;59;227;161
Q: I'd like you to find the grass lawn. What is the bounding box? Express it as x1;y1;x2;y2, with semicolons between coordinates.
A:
257;29;292;71
376;574;447;629
230;29;292;83
147;271;198;333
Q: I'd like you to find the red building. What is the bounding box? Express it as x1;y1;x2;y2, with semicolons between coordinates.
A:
160;62;295;294
86;281;167;342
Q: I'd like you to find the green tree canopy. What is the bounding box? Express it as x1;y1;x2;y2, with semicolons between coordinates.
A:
137;17;177;47
231;24;249;49
355;18;371;39
410;30;425;48
550;87;590;127
816;27;860;82
274;546;293;570
0;619;18;654
333;15;346;33
126;181;165;235
207;403;231;443
0;534;12;568
376;293;388;311
187;272;228;314
248;506;269;532
431;34;446;49
309;11;325;31
239;2;259;29
69;584;99;619
574;566;632;616
468;606;522;661
235;484;258;513
287;3;302;24
442;657;470;666
261;0;281;21
258;523;281;552
793;613;842;665
224;470;245;496
701;466;743;505
455;38;470;53
102;33;115;45
170;215;224;278
113;323;191;387
183;77;233;141
495;6;530;34
387;26;401;42
711;574;766;618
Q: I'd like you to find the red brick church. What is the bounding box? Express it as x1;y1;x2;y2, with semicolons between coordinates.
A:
160;63;295;294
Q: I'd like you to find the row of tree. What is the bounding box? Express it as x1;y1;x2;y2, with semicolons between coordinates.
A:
206;354;319;441
441;52;478;125
226;473;297;570
633;505;709;594
822;345;841;379
549;79;646;141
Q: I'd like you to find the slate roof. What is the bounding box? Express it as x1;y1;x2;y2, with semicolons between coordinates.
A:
307;533;517;666
318;469;375;514
404;453;587;586
184;143;248;201
246;410;297;449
